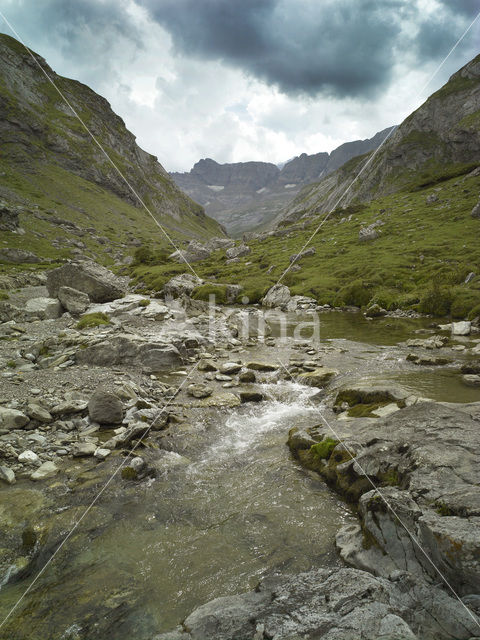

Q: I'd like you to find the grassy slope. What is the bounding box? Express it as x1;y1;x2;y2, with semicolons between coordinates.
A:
0;34;223;274
131;166;480;319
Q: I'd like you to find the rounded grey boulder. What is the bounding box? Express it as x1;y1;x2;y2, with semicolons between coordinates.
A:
88;389;124;424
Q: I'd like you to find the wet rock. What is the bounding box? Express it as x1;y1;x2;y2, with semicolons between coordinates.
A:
187;383;213;399
25;297;62;320
245;361;277;372
197;393;241;408
462;374;480;387
452;321;471;335
297;367;337;387
46;261;127;302
239;390;264;403
406;335;446;349
121;456;145;480
88;389;123;425
406;354;452;366
262;284;291;308
0;407;30;430
225;244;250;259
239;370;256;383
94;448;111;460
57;285;90;315
72;442;97;457
198;359;217;372
26;404;52;423
0;465;16;485
163;273;202;298
220;362;242;374
31;461;58;481
365;303;387;318
156;567;479;640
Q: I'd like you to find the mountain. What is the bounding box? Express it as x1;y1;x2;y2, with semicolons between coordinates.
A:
279;55;480;225
137;53;480;319
0;33;224;269
170;127;394;236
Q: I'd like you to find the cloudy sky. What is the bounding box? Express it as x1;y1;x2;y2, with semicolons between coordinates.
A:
0;0;479;171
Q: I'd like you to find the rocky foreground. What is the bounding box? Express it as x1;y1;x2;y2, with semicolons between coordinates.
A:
1;260;480;639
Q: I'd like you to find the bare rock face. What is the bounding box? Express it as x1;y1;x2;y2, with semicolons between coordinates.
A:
47;261;127;302
155;567;479;640
0;248;42;263
0;202;19;231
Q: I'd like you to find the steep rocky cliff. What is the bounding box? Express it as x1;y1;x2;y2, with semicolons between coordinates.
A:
171;128;394;236
279;54;480;224
0;33;224;267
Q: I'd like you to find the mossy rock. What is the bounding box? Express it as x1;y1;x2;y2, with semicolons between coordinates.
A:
310;438;339;460
192;283;228;304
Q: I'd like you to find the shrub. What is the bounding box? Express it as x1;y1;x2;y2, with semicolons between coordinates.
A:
0;291;9;300
418;285;453;316
335;279;372;307
76;312;110;329
138;299;150;307
450;288;480;319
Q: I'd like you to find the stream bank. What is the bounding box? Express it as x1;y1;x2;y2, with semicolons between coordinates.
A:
0;265;479;639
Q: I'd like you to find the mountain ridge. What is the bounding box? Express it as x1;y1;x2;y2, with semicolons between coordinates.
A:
170;127;395;235
0;33;224;269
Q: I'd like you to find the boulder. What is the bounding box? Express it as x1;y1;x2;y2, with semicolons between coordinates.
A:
262;284;291;308
220;362;242;374
0;407;30;430
26;404;52;423
0;248;42;263
365;303;387;318
0;466;15;485
206;237;235;251
225;244;250;259
239;390;264;403
239;370;256;383
25;297;62;320
46;261;127;302
246;361;277;372
31;461;58;481
76;335;183;373
289;247;315;264
18;450;40;464
88;389;123;424
297;367;337;387
452;321;471;335
359;225;379;242
187;383;213;399
462;374;480;387
72;442;97;457
471;197;480;219
57;286;90;315
163;273;202;298
171;241;210;263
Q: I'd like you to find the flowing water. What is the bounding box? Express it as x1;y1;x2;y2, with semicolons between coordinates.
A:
1;312;479;638
0;382;354;639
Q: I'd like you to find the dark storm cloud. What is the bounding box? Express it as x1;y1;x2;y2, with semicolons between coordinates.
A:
1;0;142;78
138;0;477;98
139;0;404;98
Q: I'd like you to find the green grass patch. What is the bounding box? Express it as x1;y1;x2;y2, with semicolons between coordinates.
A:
76;312;110;329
